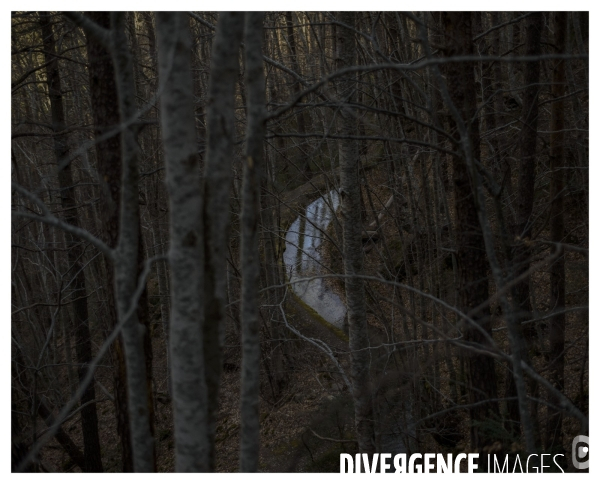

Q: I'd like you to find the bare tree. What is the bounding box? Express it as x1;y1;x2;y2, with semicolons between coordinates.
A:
285;11;311;178
39;11;103;472
506;11;543;440
109;12;155;472
202;12;244;471
440;12;499;450
11;11;588;473
84;11;133;471
156;11;208;472
65;12;156;471
336;11;376;456
239;11;267;472
546;11;568;452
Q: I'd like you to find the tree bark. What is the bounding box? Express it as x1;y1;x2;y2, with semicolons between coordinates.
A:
506;11;543;439
202;12;244;471
239;11;266;472
39;11;103;472
84;11;133;471
110;12;155;472
156;11;209;472
336;11;376;456
441;12;499;451
546;11;568;452
285;11;311;178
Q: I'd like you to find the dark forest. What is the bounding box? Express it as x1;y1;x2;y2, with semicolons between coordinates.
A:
11;11;588;472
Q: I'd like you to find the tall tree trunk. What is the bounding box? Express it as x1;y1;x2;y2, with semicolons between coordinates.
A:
546;11;568;452
441;12;499;451
84;11;133;471
110;12;155;471
490;13;515;216
260;180;286;398
39;12;103;472
474;13;501;173
336;11;376;456
203;11;244;471
506;11;543;440
285;11;311;178
239;11;266;472
156;12;208;472
127;13;157;453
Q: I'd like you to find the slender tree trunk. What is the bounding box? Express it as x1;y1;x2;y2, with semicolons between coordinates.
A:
110;12;155;472
546;11;568;452
203;12;244;471
435;12;536;456
127;13;157;453
285;11;311;178
336;11;376;456
152;226;172;396
156;12;209;472
39;12;103;472
239;11;266;472
260;176;286;398
490;13;515;214
512;11;543;336
84;11;133;471
474;13;501;173
506;12;543;439
441;12;499;451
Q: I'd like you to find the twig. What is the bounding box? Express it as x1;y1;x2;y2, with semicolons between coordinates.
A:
308;428;357;444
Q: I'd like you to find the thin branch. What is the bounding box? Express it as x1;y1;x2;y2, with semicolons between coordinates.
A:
308;428;357;444
62;11;111;47
16;254;166;472
11;183;113;258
